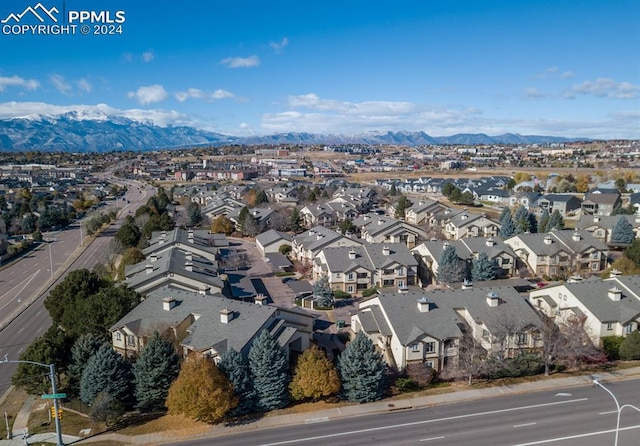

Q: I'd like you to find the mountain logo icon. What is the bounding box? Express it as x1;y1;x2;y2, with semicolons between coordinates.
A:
1;3;59;24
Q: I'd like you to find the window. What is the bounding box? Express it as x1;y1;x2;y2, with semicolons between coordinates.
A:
424;361;434;369
411;344;420;352
127;335;136;346
396;267;405;276
115;332;122;341
397;280;405;288
482;329;490;340
336;273;341;278
606;323;613;331
592;263;599;271
425;342;435;353
347;285;354;293
517;333;528;344
347;273;354;280
625;324;633;334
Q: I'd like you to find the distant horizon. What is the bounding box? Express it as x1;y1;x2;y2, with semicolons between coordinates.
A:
1;1;638;139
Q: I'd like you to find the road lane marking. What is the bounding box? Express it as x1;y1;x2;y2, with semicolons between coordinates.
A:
513;422;537;428
420;436;445;442
259;398;589;446
0;270;41;313
599;410;616;415
512;423;640;445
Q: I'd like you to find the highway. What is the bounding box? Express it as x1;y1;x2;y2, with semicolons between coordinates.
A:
170;379;640;446
0;178;152;398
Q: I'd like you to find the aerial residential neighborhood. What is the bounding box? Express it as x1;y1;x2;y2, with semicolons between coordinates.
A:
1;0;639;444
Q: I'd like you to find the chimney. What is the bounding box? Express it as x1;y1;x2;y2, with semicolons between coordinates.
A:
220;307;234;324
345;231;353;239
572;230;581;242
486;238;495;247
185;252;193;262
254;293;268;305
308;230;316;237
608;287;622;302
610;268;622;278
378;219;384;225
486;291;500;307
198;285;209;295
398;287;408;294
544;235;553;245
382;246;390;256
145;264;153;274
317;233;323;240
462;279;473;290
461;213;468;220
593;215;600;223
162;296;177;311
149;253;158;262
417;297;431;312
348;250;356;260
185;261;193;272
188;231;195;243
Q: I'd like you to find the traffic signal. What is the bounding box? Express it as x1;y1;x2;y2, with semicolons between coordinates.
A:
50;406;55;419
57;409;62;420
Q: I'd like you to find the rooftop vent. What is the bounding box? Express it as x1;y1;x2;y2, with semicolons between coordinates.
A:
220;307;234;324
417;297;431;312
486;291;500;307
254;293;268;306
608;287;622;302
162;296;177;311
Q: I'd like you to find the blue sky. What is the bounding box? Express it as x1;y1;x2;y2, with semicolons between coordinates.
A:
0;0;638;138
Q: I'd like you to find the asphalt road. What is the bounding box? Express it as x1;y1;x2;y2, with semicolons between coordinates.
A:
169;378;640;446
0;178;152;398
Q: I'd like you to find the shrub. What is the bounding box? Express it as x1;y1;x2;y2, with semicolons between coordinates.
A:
395;377;421;393
601;336;624;361
333;290;350;299
361;287;378;298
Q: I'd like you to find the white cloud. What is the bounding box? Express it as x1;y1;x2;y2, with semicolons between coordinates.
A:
50;74;72;95
127;84;168;105
269;37;289;53
76;78;92;94
0;75;39;92
522;87;546;100
536;66;558;78
566;78;639;99
142;51;155;62
560;70;575;79
174;88;235;102
287;93;416;116
221;55;260;68
535;66;575;80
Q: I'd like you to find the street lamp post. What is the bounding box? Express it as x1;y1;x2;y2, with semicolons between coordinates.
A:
592;374;640;446
1;357;64;446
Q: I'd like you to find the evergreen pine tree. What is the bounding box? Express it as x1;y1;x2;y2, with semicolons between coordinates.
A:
436;243;466;285
290;345;340;402
68;334;105;396
514;205;529;234
498;208;516;239
133;332;181;412
290;208;304;232
389;183;398;196
237;207;250;233
527;212;538;233
471;252;497;282
611;216;635;245
255;189;269;205
218;349;256;415
338;331;386;403
538;209;550;233
80;344;133;407
313;276;334;308
248;330;290;412
547;209;565;230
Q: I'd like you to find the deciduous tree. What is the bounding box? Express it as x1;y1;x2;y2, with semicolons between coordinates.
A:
289;345;340;401
166;354;237;423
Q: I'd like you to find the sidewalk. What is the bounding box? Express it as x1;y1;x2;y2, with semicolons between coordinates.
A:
4;366;639;445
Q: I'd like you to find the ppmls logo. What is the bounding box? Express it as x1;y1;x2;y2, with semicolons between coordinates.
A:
2;2;126;36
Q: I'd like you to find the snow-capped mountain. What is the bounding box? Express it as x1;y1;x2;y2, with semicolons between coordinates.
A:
0;113;585;152
0;112;235;152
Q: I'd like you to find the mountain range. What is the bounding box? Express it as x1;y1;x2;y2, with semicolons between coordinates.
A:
0;112;588;152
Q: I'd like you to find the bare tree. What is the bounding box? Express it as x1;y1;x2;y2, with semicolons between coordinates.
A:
446;331;488;385
558;314;607;370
